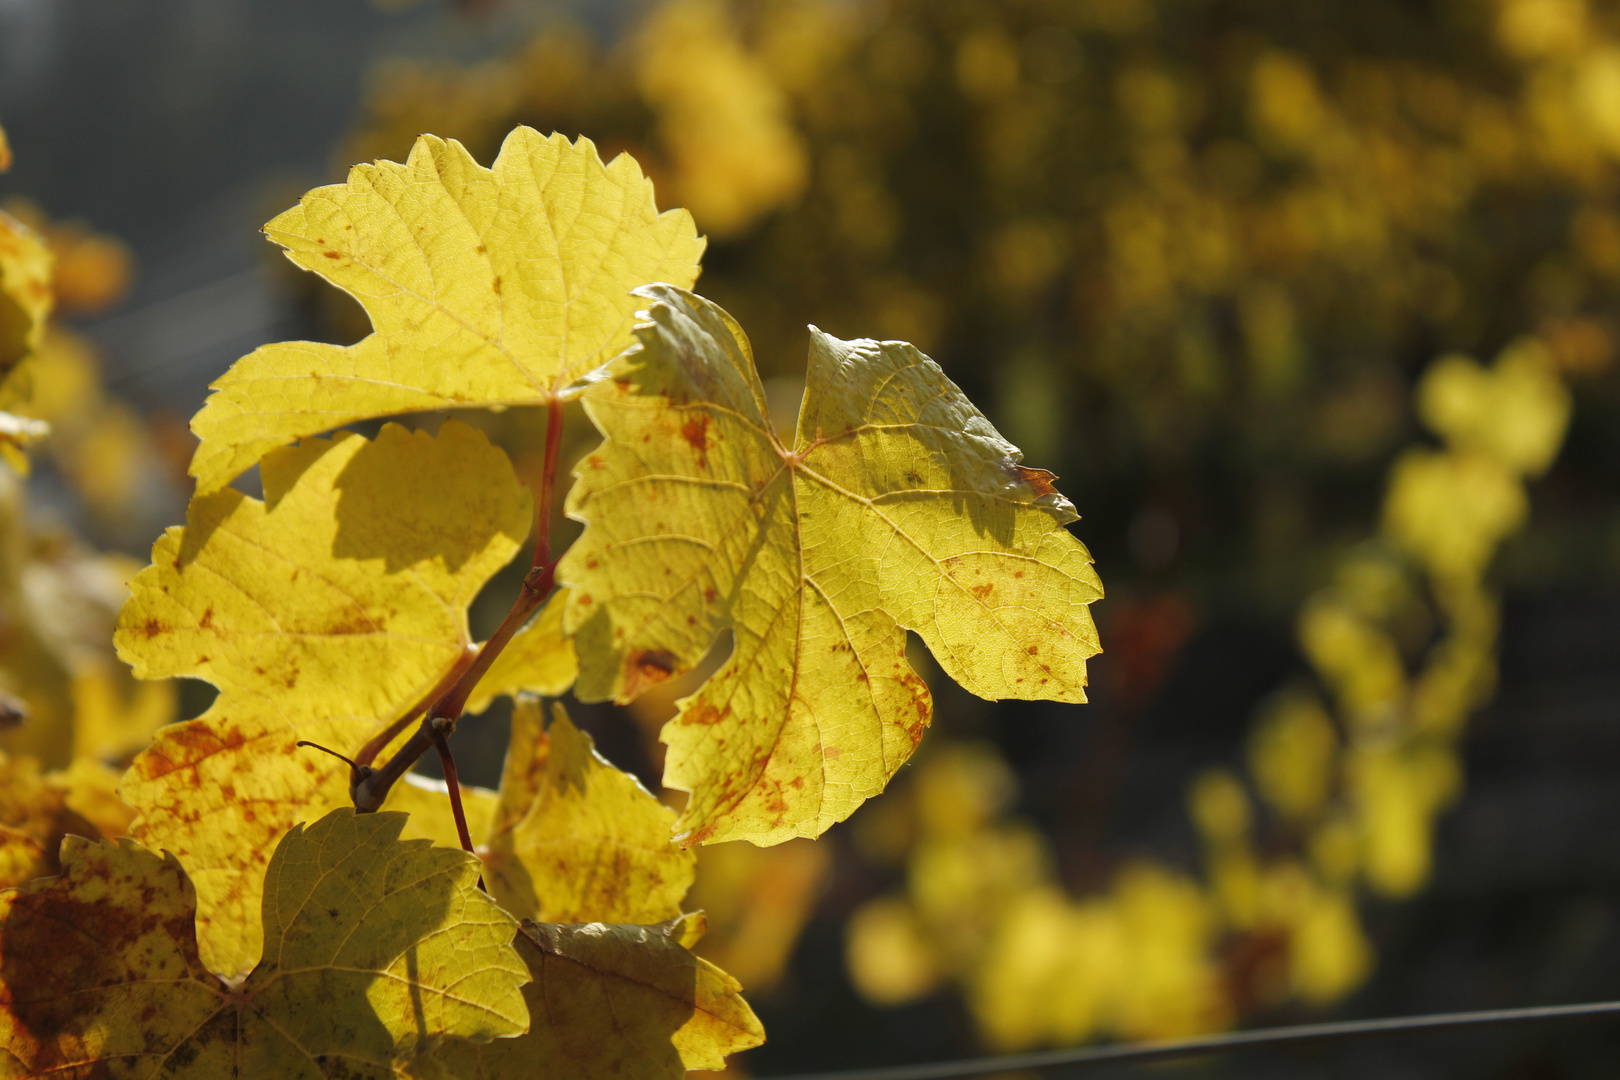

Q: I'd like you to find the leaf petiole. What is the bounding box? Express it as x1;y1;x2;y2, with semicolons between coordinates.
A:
352;399;567;816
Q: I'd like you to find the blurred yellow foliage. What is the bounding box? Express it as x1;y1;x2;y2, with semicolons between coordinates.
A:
345;0;1592;1054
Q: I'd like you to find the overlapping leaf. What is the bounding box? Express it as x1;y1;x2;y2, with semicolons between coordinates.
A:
484;699;694;923
189;126;706;494
561;285;1102;846
408;915;761;1080
465;591;578;715
0;808;527;1078
115;420;531;976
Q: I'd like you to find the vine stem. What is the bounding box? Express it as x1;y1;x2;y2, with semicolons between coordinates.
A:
351;399;566;814
760;999;1620;1080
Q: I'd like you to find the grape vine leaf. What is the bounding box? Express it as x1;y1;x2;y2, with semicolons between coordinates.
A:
188;126;706;495
115;419;531;977
464;590;578;715
0;208;52;469
0;751;129;891
407;915;763;1080
561;285;1103;846
0;808;528;1078
483;698;694;923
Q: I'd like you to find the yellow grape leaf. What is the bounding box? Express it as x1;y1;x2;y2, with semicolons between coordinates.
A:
465;589;578;714
410;915;762;1080
0;809;528;1078
1417;341;1572;478
0;208;52;467
1382;449;1526;581
115;419;530;977
189;126;706;495
561;285;1102;845
0;750;117;890
389;772;500;850
484;698;694;923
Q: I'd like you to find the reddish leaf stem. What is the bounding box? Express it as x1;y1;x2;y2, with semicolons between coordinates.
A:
353;400;567;814
353;644;479;768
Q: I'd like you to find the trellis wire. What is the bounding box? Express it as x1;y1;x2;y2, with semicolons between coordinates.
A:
762;999;1620;1080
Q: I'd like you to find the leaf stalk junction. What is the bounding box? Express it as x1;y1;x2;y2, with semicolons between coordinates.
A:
309;400;567;860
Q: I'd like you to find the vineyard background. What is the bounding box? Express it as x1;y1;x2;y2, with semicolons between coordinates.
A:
4;0;1620;1076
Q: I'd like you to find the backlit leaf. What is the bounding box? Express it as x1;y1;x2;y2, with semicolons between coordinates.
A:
115;420;530;976
410;915;762;1080
0;808;527;1078
464;590;578;715
484;699;694;923
188;126;705;495
561;285;1102;846
0;207;51;469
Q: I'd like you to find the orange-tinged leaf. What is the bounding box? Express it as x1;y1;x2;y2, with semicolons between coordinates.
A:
484;699;694;923
188;126;705;495
0;809;528;1078
408;915;762;1080
115;420;530;977
561;285;1102;846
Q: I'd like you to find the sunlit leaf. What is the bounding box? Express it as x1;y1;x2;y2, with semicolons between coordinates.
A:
188;126;705;495
410;915;762;1080
465;590;578;715
115;420;530;976
0;808;527;1078
484;699;694;923
562;284;1102;845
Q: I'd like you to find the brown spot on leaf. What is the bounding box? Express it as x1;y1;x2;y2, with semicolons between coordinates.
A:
971;582;994;600
1005;460;1061;498
322;250;342;260
492;275;502;295
623;648;678;698
198;607;214;630
680;414;710;461
577;593;592;606
682;699;731;727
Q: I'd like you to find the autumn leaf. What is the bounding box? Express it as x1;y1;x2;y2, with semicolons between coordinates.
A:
484;699;694;923
0;750;124;890
561;285;1102;845
0;808;528;1078
408;915;762;1080
188;126;706;495
464;590;578;715
115;420;530;976
0;208;52;471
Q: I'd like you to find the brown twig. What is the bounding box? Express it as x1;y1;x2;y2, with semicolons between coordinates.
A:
352;399;567;814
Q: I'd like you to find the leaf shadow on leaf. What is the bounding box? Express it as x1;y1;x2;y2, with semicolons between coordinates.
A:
173;489;242;571
331;422;530;574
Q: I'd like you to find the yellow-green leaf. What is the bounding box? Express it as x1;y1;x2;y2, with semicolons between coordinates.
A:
484;699;694;923
465;589;578;715
561;285;1102;846
0;808;527;1078
188;126;705;495
409;915;762;1080
115;419;530;976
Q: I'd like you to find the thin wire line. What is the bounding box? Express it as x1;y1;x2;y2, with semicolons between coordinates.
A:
762;1000;1620;1080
